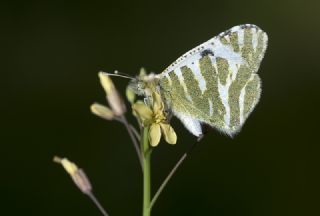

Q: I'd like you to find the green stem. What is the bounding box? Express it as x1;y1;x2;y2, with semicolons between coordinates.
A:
142;126;151;216
120;116;143;170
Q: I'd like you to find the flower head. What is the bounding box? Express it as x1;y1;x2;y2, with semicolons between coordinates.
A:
132;92;177;147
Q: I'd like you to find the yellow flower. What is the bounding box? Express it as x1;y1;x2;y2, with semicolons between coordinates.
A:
132;92;177;147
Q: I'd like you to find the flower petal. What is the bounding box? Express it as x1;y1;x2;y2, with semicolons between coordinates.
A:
149;124;161;147
160;123;177;144
152;92;164;112
132;101;153;121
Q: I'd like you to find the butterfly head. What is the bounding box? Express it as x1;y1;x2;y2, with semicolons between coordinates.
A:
128;73;160;97
128;78;147;96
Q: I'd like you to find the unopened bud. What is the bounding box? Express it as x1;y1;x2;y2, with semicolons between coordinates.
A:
139;67;146;77
54;156;92;194
70;169;92;194
98;72;126;116
91;103;114;120
107;91;126;116
98;72;115;95
126;86;136;104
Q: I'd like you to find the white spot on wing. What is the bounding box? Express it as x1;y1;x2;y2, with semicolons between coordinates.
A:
165;73;172;85
212;60;218;72
229;62;239;81
174;67;183;80
262;33;268;54
224;35;231;43
211;39;243;64
208;98;213;116
252;28;258;51
230;25;241;32
174;68;185;89
186;94;192;102
174;68;192;102
188;60;206;93
239;86;246;124
174;111;202;137
218;76;232;127
238;29;244;47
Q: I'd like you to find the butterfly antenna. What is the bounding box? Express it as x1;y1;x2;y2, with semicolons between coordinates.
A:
101;70;134;80
114;70;134;78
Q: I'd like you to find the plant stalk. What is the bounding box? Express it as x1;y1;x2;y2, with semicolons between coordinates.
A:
142;126;151;216
87;192;109;216
120;115;143;170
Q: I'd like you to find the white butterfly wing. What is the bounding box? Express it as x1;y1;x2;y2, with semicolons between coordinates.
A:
159;24;268;136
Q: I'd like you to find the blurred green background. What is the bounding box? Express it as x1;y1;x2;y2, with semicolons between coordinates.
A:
2;0;320;215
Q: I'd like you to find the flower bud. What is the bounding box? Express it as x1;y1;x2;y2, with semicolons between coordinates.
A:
126;86;136;104
107;90;126;116
53;156;92;194
98;72;126;116
98;72;115;95
139;67;146;77
90;103;114;120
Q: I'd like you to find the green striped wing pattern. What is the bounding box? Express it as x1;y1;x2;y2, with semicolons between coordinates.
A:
159;24;268;137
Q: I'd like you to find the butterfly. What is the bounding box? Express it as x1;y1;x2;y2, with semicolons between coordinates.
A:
127;24;268;138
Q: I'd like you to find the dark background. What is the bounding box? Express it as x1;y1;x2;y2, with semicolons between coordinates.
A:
2;0;320;215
